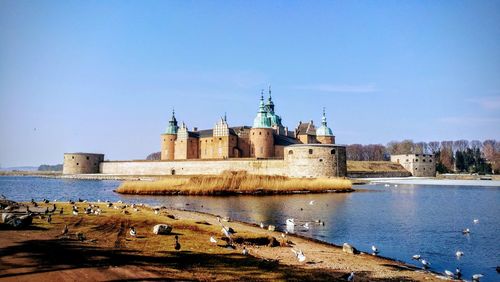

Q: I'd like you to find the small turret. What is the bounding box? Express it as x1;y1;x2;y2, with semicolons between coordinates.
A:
251;91;274;158
253;90;272;128
316;108;335;144
161;109;178;160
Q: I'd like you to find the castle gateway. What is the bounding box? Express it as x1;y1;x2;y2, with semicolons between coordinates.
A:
63;89;347;178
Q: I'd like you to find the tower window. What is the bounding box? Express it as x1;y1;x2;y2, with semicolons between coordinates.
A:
259;132;262;135
76;163;79;166
288;150;293;155
86;156;89;160
309;149;313;154
319;158;323;162
331;149;336;155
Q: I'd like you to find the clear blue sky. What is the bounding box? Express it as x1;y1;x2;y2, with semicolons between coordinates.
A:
1;1;499;167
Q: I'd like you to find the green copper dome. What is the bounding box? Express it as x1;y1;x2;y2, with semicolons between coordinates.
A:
252;91;272;128
165;109;179;134
316;108;333;136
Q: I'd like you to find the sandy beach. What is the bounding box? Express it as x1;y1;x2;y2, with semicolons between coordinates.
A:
0;201;452;281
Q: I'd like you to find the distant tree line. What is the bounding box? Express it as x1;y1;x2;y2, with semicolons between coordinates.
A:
347;139;499;174
38;164;63;171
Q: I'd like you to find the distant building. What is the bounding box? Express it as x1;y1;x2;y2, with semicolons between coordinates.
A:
390;154;436;177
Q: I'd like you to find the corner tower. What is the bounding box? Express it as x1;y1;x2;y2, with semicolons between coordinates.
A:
160;110;178;160
316;108;335;144
250;91;275;158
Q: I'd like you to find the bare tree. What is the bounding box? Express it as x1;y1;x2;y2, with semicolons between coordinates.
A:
428;141;441;154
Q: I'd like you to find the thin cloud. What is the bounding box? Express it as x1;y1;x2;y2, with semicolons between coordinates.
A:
438;116;500;124
294;84;377;93
467;96;500;110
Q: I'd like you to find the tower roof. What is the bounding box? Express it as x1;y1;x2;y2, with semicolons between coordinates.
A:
165;109;179;134
253;90;272;128
316;108;333;136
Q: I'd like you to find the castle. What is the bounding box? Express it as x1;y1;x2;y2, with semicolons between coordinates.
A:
160;88;335;161
63;88;347;178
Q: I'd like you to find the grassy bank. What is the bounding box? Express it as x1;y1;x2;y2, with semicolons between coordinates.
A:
347;161;408;173
116;171;353;195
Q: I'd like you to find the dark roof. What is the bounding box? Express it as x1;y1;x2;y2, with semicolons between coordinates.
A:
296;122;316;135
187;125;252;138
188;131;200;138
274;134;300;146
196;129;213;138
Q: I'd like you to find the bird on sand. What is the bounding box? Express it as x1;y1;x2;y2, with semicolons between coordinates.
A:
456;267;462;279
421;259;430;268
210;236;217;244
47;214;52;223
59;208;64;215
62;224;68;235
291;249;306;262
260;222;265;229
309;200;315;205
347;272;355;281
129;227;137;237
174;235;181;250
242;246;248;255
371;245;379;254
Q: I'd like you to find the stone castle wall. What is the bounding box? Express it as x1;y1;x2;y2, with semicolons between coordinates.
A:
63;153;104;174
98;144;347;178
100;159;286;176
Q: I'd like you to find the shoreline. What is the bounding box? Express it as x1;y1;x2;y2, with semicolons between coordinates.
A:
0;200;448;281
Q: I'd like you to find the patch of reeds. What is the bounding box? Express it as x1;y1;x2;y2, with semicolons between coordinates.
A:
116;171;353;195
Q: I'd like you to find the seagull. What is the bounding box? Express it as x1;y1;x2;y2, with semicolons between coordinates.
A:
444;270;454;277
412;254;421;260
472;274;484;281
384;184;390;187
347;272;355;281
129;227;137;237
59;207;63;215
291;249;306;262
47;214;52;223
456;267;462;279
303;222;310;230
0;194;6;199
62;224;68;235
210;236;217;244
462;228;470;235
286;218;295;226
421;259;430;268
371;245;379;254
456;250;464;258
174;235;181;250
309;200;315;205
473;219;479;224
260;222;265;229
72;209;78;216
76;232;86;241
242;246;248;255
394;184;398;187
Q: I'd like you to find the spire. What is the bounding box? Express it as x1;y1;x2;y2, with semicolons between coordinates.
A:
253;90;271;128
265;84;275;113
165;108;179;134
316;107;333;136
322;107;327;126
268;84;272;100
224;112;227;122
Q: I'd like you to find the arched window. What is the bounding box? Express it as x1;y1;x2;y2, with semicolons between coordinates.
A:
288;150;293;155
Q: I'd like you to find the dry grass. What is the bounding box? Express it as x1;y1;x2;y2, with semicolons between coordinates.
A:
347;161;408;173
116;171;353;195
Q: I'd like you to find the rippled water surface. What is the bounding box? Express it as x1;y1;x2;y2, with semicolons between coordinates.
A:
1;176;499;281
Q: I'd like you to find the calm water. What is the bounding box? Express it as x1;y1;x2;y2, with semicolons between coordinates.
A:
1;176;499;281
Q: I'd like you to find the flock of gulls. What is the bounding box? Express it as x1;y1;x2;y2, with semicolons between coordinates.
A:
9;195;491;282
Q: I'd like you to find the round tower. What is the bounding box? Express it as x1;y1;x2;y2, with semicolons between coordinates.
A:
316;108;335;144
161;110;178;161
250;91;274;158
63;153;104;174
